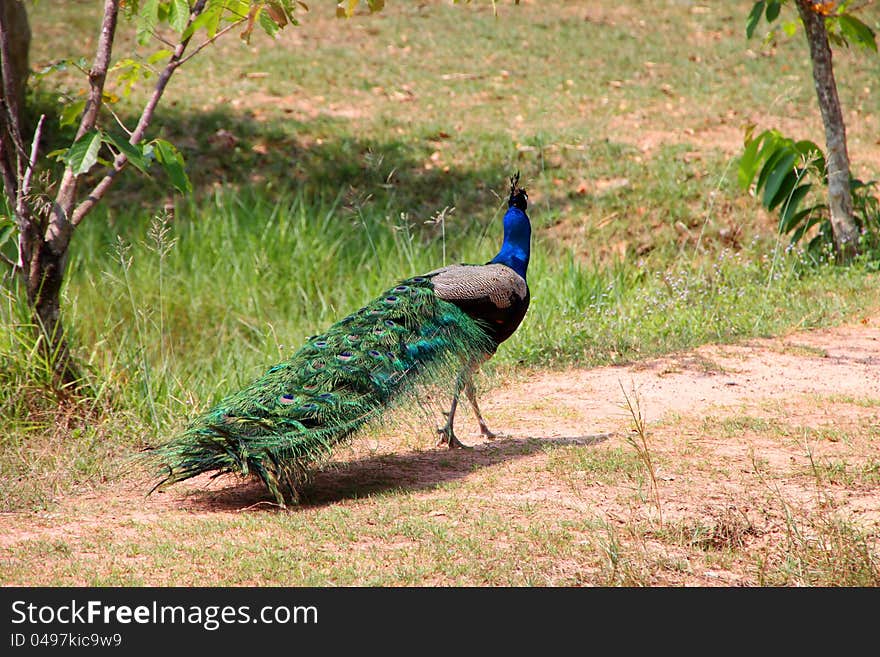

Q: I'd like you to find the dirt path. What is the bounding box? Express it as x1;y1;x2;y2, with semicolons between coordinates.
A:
492;316;880;439
2;316;879;585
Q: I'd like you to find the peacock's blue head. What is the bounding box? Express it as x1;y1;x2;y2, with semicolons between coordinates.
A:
491;174;531;278
502;198;531;246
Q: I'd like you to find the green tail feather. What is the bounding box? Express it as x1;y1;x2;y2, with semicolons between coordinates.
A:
149;275;492;504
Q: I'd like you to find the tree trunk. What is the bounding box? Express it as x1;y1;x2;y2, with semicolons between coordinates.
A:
0;0;29;195
1;1;79;386
0;0;29;121
26;239;79;386
796;0;860;262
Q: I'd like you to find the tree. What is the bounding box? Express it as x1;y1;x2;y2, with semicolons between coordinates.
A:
0;1;30;122
742;0;877;261
0;0;383;387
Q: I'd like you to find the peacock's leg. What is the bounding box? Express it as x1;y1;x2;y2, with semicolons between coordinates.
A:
464;376;497;440
437;371;470;449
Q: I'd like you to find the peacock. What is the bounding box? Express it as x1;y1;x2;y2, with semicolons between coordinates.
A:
150;174;531;505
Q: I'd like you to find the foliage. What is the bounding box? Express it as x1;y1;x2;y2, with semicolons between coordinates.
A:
738;128;827;250
40;2;314;195
739;129;880;260
747;0;877;51
742;0;879;260
1;0;396;386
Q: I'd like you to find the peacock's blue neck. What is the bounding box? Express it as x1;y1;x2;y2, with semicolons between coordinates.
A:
490;206;531;279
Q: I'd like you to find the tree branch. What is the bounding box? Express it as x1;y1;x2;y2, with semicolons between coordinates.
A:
73;0;119;142
46;0;120;254
106;103;133;136
128;0;209;146
18;113;44;211
71;0;211;227
6;113;46;271
150;30;177;49
177;17;248;67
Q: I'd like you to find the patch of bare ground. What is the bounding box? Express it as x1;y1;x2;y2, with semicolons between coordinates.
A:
606;104;879;170
2;316;879;585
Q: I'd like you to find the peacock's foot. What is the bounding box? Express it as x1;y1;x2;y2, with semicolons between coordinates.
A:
437;427;471;449
479;424;498;441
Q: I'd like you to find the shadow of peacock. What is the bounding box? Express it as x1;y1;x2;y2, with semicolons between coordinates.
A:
149;174;532;505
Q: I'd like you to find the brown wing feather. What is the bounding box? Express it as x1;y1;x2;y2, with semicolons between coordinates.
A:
427;263;527;309
426;263;529;347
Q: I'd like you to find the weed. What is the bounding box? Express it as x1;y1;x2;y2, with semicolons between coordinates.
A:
619;381;662;526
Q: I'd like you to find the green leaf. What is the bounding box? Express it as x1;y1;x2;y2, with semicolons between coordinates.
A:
367;0;384;11
746;1;766;39
168;0;191;33
45;148;68;161
754;130;787;167
137;0;160;46
103;132;151;174
778;183;813;232
755;147;785;196
793;139;822;158
767;168;800;211
32;58;89;82
790;211;825;245
59;99;86;128
738;130;769;190
782;19;798;37
147;49;173;65
851;178;878;193
112;58;145;98
837;14;877;52
765;0;781;23
64;130;103;175
153;139;191;194
183;3;222;39
122;0;141;20
258;9;281;37
761;152;797;208
0;214;15;251
793;139;826;178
